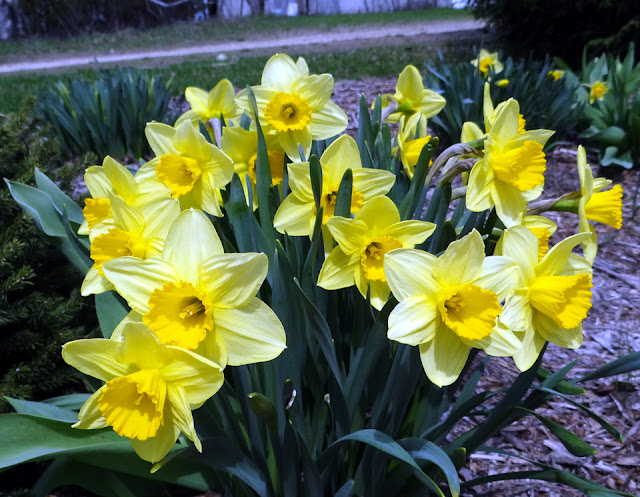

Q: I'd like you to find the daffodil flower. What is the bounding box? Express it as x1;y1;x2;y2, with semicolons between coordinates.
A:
576;145;623;263
548;70;565;81
219;125;285;209
236;54;348;161
384;231;519;387
317;195;435;310
466;99;554;227
273;135;396;250
175;79;241;130
62;321;224;463
139;121;234;216
589;80;609;104
101;209;286;368
495;79;510;88
82;193;180;296
395;113;432;179
499;226;593;371
471;49;504;77
79;156;170;235
382;65;446;125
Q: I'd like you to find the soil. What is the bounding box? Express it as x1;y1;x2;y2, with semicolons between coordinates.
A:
330;77;640;497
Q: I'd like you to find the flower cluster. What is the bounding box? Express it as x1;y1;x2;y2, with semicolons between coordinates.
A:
65;52;624;465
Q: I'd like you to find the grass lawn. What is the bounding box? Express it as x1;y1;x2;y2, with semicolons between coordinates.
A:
0;8;472;62
0;38;477;114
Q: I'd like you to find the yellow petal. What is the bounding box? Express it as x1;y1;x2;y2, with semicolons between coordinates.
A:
388;294;438;346
293;74;334;110
62;338;129;381
273;194;315;236
167;386;200;451
73;390;108;430
212;298;286;366
308;100;348;140
383;220;435;247
384;248;440;301
432;230;485;285
261;54;300;91
318;247;359;290
585;184;623;229
354;196;401;234
130;419;180;463
437;283;501;340
162;347;224;407
145;122;177;156
351;169;396;200
529;273;592;329
369;280;391;311
199;253;269;309
419;325;471;387
466;159;494;212
326;217;368;254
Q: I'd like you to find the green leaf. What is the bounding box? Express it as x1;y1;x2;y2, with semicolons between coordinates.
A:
43;394;91;410
514;407;596;457
399;438;460;497
34;168;85;225
198;437;270;497
6;179;67;237
334;480;354;497
95;291;129;339
319;429;444;497
310;154;323;211
578;351;640;382
333;168;353;218
399;136;438;220
0;414;130;470
247;393;277;432
5;398;79;424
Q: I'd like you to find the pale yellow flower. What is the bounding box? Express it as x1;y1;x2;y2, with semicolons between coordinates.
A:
63;322;224;463
396;113;432;179
175;79;241;129
589;80;609;104
317;195;435;310
471;49;504;77
548;70;565;81
236;54;347;161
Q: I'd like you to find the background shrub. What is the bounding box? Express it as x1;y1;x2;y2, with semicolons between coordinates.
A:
467;0;640;66
37;67;176;161
0;101;99;414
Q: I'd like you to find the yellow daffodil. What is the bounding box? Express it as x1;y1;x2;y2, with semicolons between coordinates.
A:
575;145;623;264
81;193;180;296
219;125;286;209
62;321;224;463
382;65;446;125
466;99;554;227
101;209;286;368
236;54;347;161
471;49;504;77
273;135;396;250
548;70;565;81
384;230;519;387
396;113;432;179
499;226;593;371
138;121;234;216
589;80;609;104
495;79;510;88
79;156;171;235
317;195;435;310
175;79;241;130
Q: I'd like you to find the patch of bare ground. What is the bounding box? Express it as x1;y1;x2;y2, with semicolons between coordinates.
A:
329;81;640;497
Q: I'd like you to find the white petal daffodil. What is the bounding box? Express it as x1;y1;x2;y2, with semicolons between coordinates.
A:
384;230;519;387
63;321;224;464
101;209;286;369
236;53;348;161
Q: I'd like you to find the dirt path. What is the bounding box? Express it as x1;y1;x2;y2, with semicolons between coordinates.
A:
0;18;483;74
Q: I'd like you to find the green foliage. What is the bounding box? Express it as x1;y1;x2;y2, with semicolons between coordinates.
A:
0;101;98;416
424;53;582;149
467;0;640;66
36;67;175;160
565;44;640;168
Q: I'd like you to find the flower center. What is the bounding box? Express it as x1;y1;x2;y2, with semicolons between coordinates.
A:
529;273;593;329
143;281;213;350
360;236;403;282
437;284;501;340
479;57;493;76
157;153;202;198
247;150;285;186
98;369;166;441
83;198;111;228
490;140;546;191
585;184;623;229
315;186;364;224
264;92;312;132
90;228;147;274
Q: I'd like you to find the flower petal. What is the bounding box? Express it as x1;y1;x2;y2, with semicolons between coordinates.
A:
317;247;358;290
326;217;367;254
73;390;108;430
355;196;400;234
466;159;494;212
388;294;438;346
261;54;300;91
384;220;435;247
145;122;176;156
535;312;583;349
130;414;180;463
492;181;526;228
279;128;312;162
384;248;439;301
199;253;268;308
167;386;201;451
432;230;485;285
62;339;129;381
213;298;286;366
352;169;396;200
309;100;348;140
293;74;333;110
274;194;315;236
163;347;224;407
419;325;471;387
369;280;391;311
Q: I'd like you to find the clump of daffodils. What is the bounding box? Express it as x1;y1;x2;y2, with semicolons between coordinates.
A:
65;53;623;466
